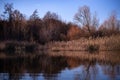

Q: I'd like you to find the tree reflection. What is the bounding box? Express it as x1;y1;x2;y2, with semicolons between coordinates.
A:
101;64;120;80
0;55;67;80
79;60;98;80
0;53;120;80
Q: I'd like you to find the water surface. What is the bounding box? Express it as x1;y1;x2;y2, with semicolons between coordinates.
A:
0;51;120;80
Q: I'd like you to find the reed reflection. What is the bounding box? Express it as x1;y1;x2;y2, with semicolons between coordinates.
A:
0;51;120;80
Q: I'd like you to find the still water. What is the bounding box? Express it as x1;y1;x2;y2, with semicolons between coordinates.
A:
0;51;120;80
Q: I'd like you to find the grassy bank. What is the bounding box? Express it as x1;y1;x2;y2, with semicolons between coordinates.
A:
0;35;120;53
46;35;120;51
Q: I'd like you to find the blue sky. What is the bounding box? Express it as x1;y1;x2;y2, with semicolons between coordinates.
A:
0;0;120;23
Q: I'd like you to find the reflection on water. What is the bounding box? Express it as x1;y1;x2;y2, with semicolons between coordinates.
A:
0;51;120;80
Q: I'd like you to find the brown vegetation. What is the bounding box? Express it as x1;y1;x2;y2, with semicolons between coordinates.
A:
48;51;120;64
46;35;120;51
0;4;120;52
67;23;81;40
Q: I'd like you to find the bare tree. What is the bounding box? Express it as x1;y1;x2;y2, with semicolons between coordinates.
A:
117;20;120;31
101;12;120;36
30;9;39;21
74;6;91;33
12;9;27;40
29;10;42;42
3;3;14;39
74;5;99;35
43;11;59;20
13;10;25;21
92;12;99;29
4;3;14;21
0;16;1;20
108;12;117;31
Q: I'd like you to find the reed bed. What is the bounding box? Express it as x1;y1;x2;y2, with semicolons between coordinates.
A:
46;35;120;51
0;35;120;53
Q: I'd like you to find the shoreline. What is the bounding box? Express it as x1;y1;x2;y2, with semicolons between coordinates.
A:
0;51;120;64
0;35;120;53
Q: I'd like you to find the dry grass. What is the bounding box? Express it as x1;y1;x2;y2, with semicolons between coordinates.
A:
46;35;120;51
0;35;120;52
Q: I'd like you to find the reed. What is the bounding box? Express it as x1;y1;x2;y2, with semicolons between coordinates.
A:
0;35;120;53
46;35;120;51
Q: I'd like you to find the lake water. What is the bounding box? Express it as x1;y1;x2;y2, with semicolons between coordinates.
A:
0;51;120;80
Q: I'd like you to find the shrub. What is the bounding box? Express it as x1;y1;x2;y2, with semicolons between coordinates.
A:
87;44;99;52
25;44;37;52
5;43;16;53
